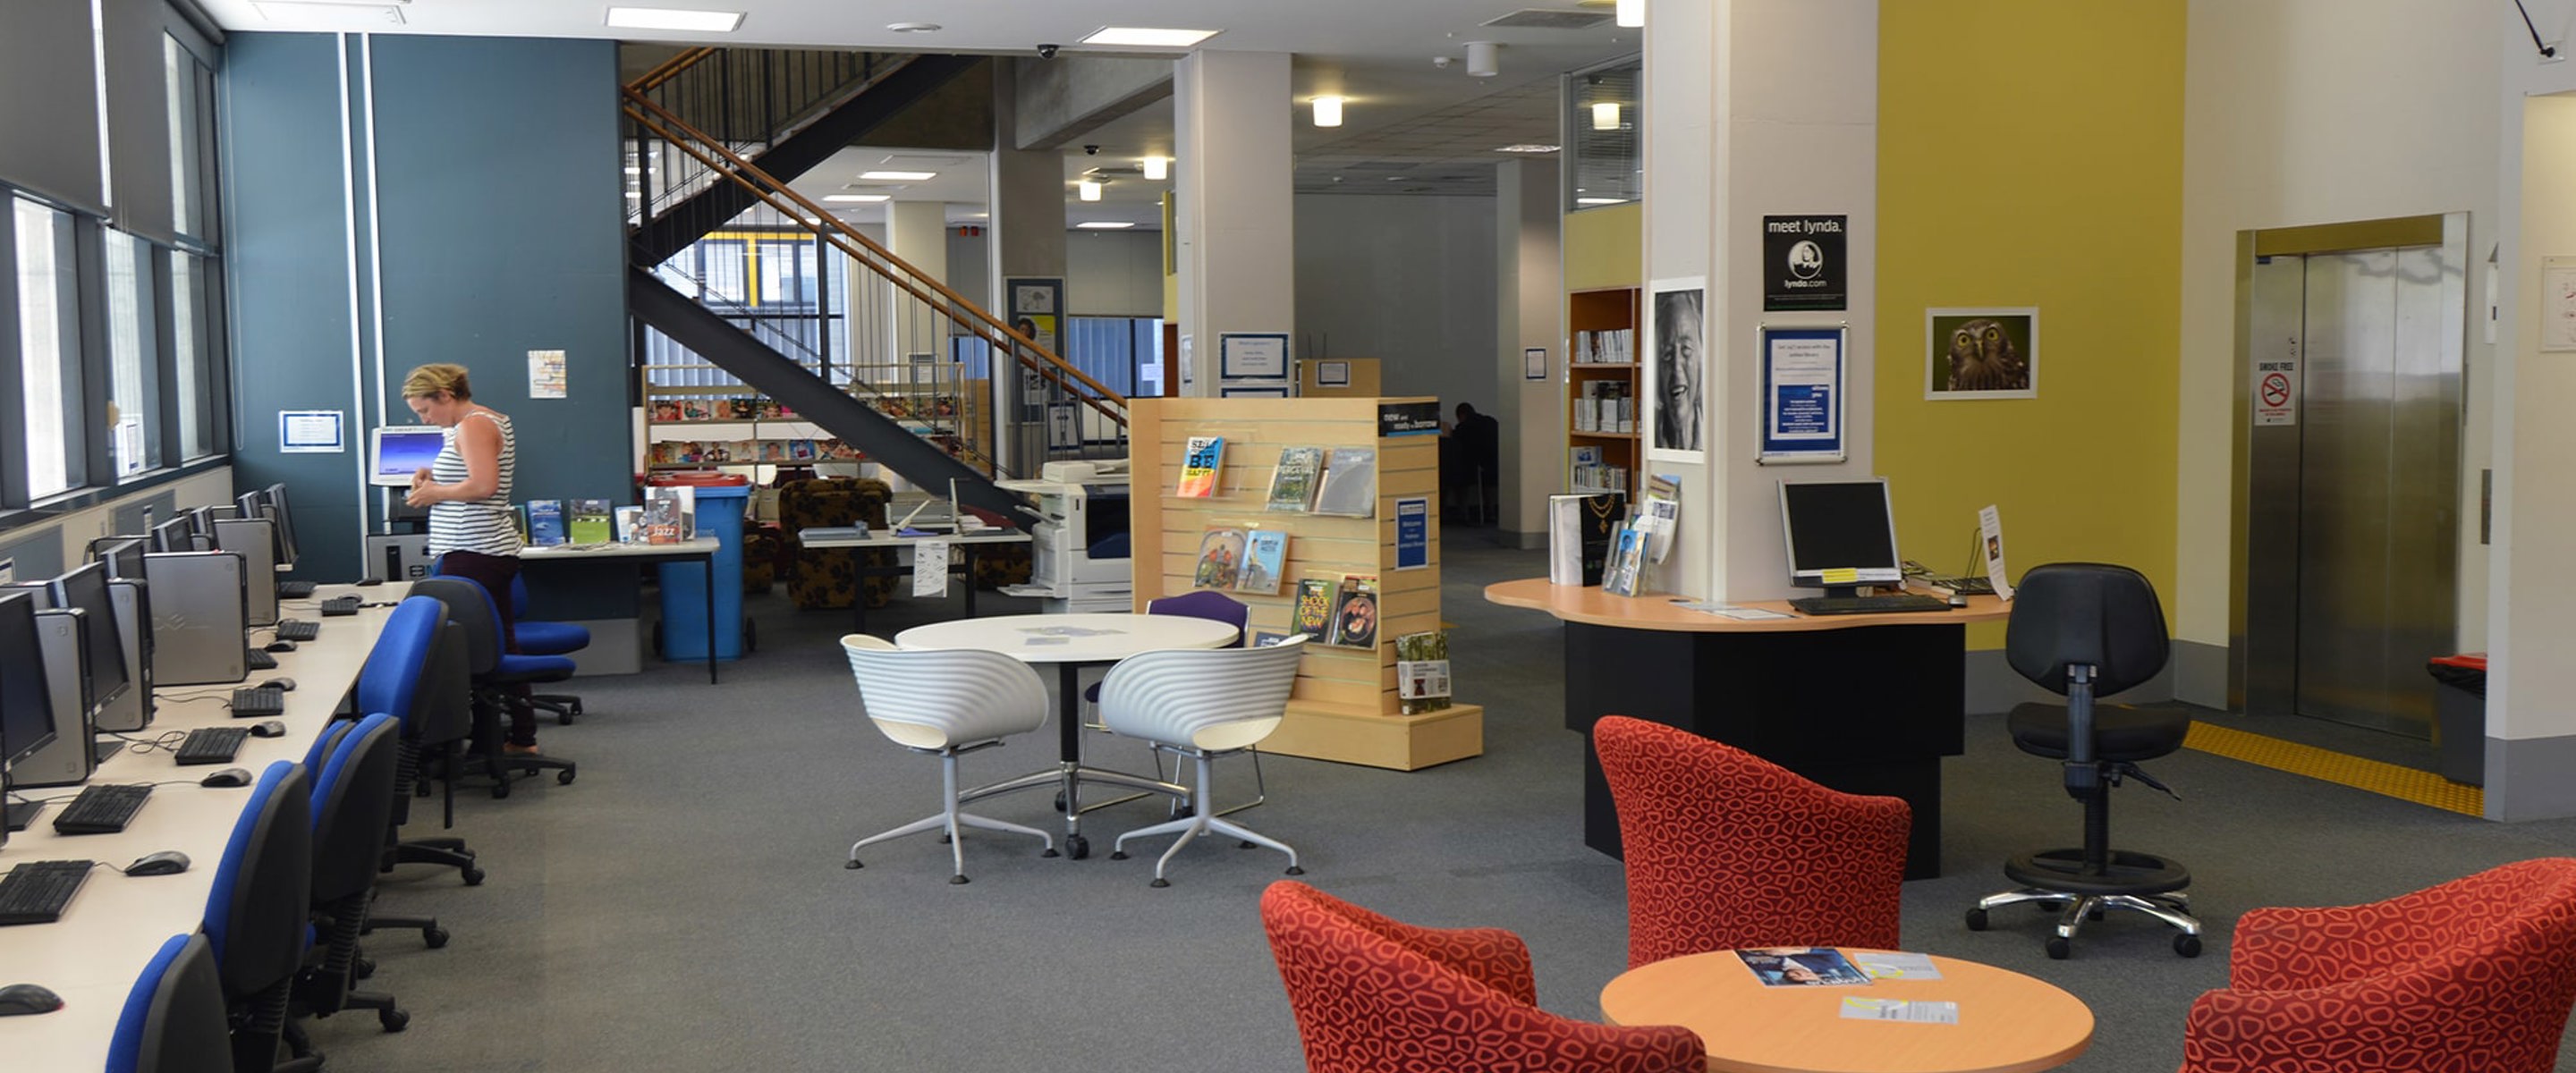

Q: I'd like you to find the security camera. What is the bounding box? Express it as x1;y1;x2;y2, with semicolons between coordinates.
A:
1083;144;1100;156
1432;55;1453;69
1036;43;1060;59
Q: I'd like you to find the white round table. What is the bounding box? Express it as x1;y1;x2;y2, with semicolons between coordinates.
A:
894;613;1238;858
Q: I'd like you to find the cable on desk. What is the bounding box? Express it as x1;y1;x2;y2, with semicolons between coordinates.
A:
107;731;190;756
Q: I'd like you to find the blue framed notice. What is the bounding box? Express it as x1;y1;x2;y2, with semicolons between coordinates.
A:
1756;325;1845;464
279;410;346;454
1394;497;1429;570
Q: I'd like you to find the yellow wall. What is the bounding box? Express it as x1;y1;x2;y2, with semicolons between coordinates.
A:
1563;203;1642;291
1877;1;2185;646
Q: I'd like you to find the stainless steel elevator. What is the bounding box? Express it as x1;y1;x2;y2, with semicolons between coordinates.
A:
2235;215;2464;739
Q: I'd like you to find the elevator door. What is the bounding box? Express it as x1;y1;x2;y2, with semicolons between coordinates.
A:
2243;245;2462;738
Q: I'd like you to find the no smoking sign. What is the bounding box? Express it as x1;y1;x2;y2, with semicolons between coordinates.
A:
2254;363;2298;427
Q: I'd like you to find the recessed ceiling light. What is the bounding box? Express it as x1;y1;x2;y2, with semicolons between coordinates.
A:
1080;27;1219;48
825;194;890;203
1141;156;1169;181
1496;144;1560;154
886;21;940;33
1577;197;1624;206
604;6;743;32
860;170;936;182
1077;221;1136;229
1077;180;1104;202
1311;96;1344;128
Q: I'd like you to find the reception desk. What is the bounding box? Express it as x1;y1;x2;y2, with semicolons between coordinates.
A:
1483;579;2009;880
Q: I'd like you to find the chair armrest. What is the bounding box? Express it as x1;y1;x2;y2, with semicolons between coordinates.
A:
2181;970;2542;1073
1396;925;1538;1006
2227;886;2481;990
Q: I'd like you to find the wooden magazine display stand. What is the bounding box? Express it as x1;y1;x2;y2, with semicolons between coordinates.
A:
1129;396;1483;771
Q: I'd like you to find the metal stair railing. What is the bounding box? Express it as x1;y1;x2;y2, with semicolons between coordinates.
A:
623;47;910;231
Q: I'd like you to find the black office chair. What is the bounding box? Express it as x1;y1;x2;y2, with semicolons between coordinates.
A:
200;761;313;1073
106;933;232;1073
287;712;409;1053
1965;562;2203;959
411;577;578;798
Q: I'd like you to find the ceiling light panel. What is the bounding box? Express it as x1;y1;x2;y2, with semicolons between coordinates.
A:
1077;221;1136;229
1080;27;1219;48
605;6;743;31
825;194;890;203
860;170;936;182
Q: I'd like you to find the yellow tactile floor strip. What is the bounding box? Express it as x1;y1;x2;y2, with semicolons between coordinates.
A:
2185;722;2483;816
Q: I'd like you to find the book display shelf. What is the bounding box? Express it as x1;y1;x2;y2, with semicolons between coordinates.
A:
1568;286;1640;500
1130;396;1483;771
639;359;990;473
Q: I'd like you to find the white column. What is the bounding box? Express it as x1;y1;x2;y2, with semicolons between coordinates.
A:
1174;50;1295;396
1498;157;1563;545
886;199;950;362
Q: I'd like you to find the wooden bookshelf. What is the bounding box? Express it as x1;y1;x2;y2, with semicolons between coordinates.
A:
1568;287;1641;499
1129;396;1483;772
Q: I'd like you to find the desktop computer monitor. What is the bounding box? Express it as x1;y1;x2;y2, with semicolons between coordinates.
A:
48;562;128;719
372;426;446;487
1778;478;1904;597
91;536;148;581
0;591;56;769
263;484;301;569
150;516;195;554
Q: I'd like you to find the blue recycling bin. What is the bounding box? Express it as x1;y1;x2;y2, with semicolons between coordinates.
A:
657;476;750;662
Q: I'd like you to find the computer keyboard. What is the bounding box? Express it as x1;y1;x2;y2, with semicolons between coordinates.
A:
231;687;287;718
318;596;361;617
176;726;250;765
275;619;318;642
1787;594;1953;616
51;783;153;835
0;860;95;925
277;579;316;599
245;648;278;671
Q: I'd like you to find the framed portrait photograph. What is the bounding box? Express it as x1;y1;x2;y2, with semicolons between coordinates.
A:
1926;308;2038;400
1645;277;1708;463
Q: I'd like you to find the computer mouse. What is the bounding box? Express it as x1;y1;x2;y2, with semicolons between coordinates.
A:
0;983;63;1016
1948;592;1970;609
127;850;191;876
200;767;254;788
263;639;299;654
355;577;385;587
263;678;296;692
249;721;287;739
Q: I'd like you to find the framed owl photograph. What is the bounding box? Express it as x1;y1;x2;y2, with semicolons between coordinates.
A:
1925;308;2038;400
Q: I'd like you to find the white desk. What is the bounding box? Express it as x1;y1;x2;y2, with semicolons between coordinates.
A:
894;613;1233;859
521;537;721;683
0;585;399;1069
797;528;1031;632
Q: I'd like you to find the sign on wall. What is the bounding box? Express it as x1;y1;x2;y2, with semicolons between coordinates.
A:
1763;215;1847;312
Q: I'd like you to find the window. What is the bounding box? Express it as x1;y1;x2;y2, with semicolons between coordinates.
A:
165;34;219;244
170;251;215;460
105;232;162;476
14;198;84;498
1565;57;1641;211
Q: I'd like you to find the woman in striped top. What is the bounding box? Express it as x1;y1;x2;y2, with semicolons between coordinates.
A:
403;362;541;753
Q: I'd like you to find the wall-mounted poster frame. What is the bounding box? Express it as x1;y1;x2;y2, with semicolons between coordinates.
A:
1756;324;1846;464
1643;276;1707;463
1220;385;1292;398
1926;307;2038;400
1219;333;1292;380
1316;359;1352;387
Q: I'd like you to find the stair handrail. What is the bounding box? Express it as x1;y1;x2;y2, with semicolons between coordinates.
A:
627;46;718;94
622;88;1131;430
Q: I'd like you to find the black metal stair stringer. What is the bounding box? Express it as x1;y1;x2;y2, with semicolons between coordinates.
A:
631;54;984;267
629;267;1035;529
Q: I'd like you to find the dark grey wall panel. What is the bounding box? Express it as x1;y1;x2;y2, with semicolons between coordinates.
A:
0;2;106;213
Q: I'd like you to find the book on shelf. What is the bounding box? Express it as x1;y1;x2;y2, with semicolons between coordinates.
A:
1326;575;1380;650
1394;630;1453;715
567;499;614;545
1266;446;1326;511
650;401;682;421
612;505;644;543
1177;435;1226;497
1310;447;1377;518
1573;327;1634;365
523;500;566;546
1192;528;1247;589
1290;579;1335;641
1547;492;1628;587
1234;530;1290;595
677;399;716;421
1734;948;1872;988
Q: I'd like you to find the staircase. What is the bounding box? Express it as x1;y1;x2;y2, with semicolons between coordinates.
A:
621;48;1128;525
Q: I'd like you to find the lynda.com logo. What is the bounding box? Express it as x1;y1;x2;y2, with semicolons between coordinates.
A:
1787;240;1825;280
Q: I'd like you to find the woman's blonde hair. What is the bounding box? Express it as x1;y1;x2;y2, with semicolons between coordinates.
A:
402;363;472;401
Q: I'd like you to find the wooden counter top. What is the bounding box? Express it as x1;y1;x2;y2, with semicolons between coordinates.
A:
1482;577;2010;633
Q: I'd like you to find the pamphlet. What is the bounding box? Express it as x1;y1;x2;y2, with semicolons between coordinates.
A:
1672;599;1794;621
1850;951;1943;981
1838;998;1958;1024
1734;948;1872;987
1177;435;1225;498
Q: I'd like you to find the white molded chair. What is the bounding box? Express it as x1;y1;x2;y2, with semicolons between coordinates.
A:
1101;636;1309;886
841;635;1057;883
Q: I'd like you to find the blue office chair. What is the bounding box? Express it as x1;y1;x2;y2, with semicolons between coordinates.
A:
106;933;231;1073
202;761;313;1073
289;713;409;1043
360;600;476;959
411;577;578;798
508;573;592;725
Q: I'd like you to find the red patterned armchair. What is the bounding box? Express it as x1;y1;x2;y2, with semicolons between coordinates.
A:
1593;715;1910;969
2180;858;2576;1073
1259;882;1704;1073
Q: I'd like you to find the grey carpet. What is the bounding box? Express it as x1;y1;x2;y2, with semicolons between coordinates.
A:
318;544;2576;1071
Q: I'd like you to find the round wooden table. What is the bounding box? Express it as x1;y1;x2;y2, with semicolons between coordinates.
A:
1599;950;2092;1073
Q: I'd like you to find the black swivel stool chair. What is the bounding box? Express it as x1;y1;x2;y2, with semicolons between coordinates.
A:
1966;562;2203;959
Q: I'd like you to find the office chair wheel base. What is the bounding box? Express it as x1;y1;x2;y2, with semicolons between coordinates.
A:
379;1008;410;1033
1110;849;1129;860
2045;937;2072;960
424;926;450;950
1284;866;1305;876
354;958;375;980
1965;908;1989;931
556;769;576;785
1149;877;1170;888
462;866;486;886
1239;840;1255;849
949;874;970;885
490;780;511;800
2174;934;2202;958
1041;848;1059;858
845;858;863;869
1065;835;1089;860
1053;791;1067;812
